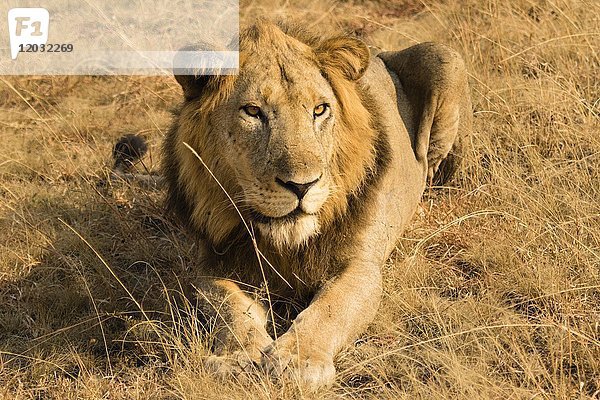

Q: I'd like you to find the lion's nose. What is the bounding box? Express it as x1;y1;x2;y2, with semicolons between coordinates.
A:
275;176;320;200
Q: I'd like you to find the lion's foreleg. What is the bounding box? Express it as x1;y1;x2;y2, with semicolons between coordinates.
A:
195;279;273;373
260;260;382;388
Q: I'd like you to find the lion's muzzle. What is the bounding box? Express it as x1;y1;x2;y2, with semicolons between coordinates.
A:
275;175;321;200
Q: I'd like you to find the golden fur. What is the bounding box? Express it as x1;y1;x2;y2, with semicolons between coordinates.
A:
165;22;378;248
161;20;472;389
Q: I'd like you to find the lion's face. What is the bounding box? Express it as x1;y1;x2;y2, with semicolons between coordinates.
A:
218;51;340;247
173;22;373;249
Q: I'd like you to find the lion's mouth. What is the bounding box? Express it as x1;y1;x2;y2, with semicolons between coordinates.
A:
249;205;321;247
249;206;307;225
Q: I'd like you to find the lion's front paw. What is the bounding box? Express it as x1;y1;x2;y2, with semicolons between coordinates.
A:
260;336;336;390
204;350;260;380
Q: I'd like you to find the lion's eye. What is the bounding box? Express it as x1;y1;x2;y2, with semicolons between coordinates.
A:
313;103;329;118
242;105;262;118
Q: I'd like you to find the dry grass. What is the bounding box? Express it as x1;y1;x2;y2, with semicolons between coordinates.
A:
1;0;599;398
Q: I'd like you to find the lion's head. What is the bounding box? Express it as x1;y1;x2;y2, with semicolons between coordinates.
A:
164;21;379;249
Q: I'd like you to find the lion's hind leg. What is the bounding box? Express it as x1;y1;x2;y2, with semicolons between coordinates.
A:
195;279;273;377
379;42;472;185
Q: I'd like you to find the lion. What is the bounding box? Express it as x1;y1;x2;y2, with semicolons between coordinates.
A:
146;20;472;389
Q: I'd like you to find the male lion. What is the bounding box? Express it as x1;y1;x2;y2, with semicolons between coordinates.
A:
157;20;471;389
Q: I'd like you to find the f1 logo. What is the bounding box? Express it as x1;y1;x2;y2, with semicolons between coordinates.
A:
8;8;49;60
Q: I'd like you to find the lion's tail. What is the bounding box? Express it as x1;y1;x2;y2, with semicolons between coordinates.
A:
110;134;163;187
113;134;148;172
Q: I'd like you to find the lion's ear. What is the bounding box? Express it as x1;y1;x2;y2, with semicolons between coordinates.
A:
172;44;214;100
316;37;370;81
172;39;240;101
173;74;211;101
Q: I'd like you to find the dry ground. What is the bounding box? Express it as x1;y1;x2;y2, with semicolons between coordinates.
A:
1;0;599;398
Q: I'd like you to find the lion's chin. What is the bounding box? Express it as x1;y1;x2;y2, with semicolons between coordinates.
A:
256;214;320;249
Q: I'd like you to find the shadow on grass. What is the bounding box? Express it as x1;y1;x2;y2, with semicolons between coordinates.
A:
0;178;205;379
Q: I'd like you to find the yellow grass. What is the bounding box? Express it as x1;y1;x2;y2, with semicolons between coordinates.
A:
0;0;599;398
